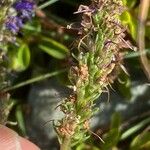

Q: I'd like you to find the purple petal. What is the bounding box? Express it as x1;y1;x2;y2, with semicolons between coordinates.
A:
5;16;23;34
13;0;35;12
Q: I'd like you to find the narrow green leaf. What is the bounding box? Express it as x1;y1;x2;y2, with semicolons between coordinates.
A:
38;0;59;9
101;129;120;150
123;0;137;8
16;105;26;136
39;37;69;59
130;132;150;150
3;69;66;92
121;117;150;140
111;112;121;129
117;71;132;100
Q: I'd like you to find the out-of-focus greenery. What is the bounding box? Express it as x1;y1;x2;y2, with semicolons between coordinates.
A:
5;0;150;150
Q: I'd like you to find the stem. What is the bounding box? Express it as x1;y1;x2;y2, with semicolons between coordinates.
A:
55;1;128;148
138;0;150;80
60;137;71;150
38;0;59;9
3;69;66;92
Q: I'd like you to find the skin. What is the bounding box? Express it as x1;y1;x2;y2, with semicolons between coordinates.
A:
0;125;40;150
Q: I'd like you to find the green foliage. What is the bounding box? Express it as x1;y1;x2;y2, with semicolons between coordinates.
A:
117;71;132;100
121;0;138;40
110;112;121;129
0;0;15;124
1;0;150;150
8;43;30;71
123;0;137;8
15;105;26;136
0;96;15;125
39;37;69;59
121;117;150;140
56;0;134;149
120;11;137;40
130;132;150;150
38;0;59;9
76;143;99;150
23;20;41;35
101;128;120;150
101;113;121;150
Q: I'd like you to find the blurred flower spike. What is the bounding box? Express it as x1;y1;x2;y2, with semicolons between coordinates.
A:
6;16;23;34
5;0;35;34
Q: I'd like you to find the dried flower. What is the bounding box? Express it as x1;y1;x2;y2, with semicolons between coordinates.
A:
56;0;130;149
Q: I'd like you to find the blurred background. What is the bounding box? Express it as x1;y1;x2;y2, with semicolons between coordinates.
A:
6;0;150;150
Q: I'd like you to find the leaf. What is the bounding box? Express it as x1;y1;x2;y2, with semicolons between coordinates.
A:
125;49;150;59
101;113;121;150
101;128;120;150
39;37;69;59
130;132;150;150
111;112;121;129
76;143;99;150
117;71;132;100
120;11;137;40
38;0;59;9
121;117;150;140
23;20;41;34
15;105;26;136
18;44;30;70
123;0;137;8
9;43;30;71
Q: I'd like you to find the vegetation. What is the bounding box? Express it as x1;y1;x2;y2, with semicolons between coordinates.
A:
0;0;150;150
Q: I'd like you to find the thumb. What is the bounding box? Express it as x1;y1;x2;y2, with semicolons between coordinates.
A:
0;125;40;150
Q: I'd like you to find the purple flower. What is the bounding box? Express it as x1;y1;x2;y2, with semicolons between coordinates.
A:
5;0;35;34
13;0;35;12
5;16;23;34
13;0;35;19
21;9;33;19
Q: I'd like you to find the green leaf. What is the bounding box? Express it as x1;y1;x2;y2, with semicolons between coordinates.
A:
101;113;121;150
123;0;137;8
121;117;150;140
130;132;150;150
125;49;150;59
76;143;99;150
39;37;69;59
117;71;132;100
120;11;137;40
3;69;66;92
38;0;59;9
111;112;121;129
15;105;26;136
101;128;120;150
18;44;30;70
9;43;30;71
23;20;41;34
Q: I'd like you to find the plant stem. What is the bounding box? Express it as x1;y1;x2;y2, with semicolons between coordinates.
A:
3;69;66;92
60;137;71;150
38;0;59;9
138;0;150;80
55;0;128;148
